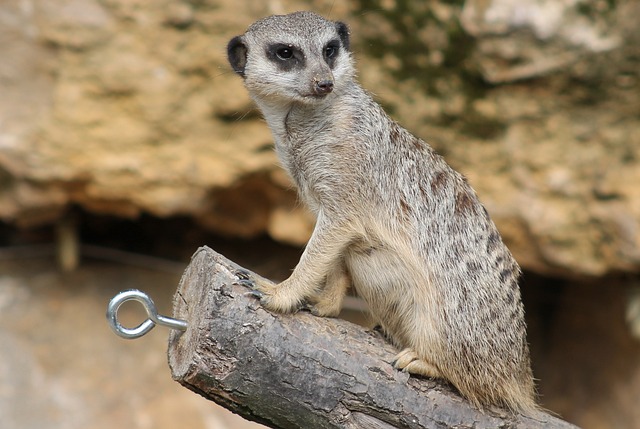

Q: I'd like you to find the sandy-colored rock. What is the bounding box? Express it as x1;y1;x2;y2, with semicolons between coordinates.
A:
352;0;640;277
0;0;638;277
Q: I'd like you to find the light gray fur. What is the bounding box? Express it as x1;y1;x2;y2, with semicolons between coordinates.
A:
228;11;537;413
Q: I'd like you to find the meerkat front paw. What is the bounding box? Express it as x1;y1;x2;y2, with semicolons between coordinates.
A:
234;269;277;303
304;266;349;317
392;348;443;379
234;271;304;313
261;278;308;313
299;291;343;317
306;299;342;317
234;269;271;293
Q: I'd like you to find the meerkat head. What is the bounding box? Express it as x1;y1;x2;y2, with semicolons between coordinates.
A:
227;11;353;105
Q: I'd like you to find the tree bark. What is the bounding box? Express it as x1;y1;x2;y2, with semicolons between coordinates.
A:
168;246;578;429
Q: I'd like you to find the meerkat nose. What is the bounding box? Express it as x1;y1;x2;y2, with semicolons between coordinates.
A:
314;79;334;95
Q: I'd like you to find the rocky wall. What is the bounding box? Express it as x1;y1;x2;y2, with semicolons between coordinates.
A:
0;0;638;278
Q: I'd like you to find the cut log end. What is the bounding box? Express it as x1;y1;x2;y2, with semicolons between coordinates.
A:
168;246;578;429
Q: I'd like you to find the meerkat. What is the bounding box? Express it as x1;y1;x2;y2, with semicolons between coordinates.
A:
227;11;538;413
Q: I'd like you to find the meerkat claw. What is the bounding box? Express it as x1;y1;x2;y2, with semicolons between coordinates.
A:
308;305;322;316
234;278;256;289
234;268;252;280
245;289;264;299
299;302;313;312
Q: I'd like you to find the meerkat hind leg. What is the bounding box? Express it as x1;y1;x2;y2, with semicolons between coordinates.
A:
393;348;443;379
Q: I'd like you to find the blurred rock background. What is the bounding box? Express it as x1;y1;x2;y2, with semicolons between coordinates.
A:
0;0;638;428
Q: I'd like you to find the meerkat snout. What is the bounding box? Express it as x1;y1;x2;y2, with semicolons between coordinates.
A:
313;76;334;95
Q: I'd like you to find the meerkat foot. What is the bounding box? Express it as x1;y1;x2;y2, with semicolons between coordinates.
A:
306;298;342;317
234;271;305;313
392;348;442;379
233;270;272;294
234;270;302;313
304;262;349;318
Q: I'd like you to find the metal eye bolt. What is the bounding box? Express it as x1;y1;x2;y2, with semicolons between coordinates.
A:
106;289;187;339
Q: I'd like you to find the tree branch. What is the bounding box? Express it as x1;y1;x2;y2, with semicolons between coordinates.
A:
168;246;577;429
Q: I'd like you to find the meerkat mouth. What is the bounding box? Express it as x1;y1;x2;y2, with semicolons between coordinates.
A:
297;91;332;101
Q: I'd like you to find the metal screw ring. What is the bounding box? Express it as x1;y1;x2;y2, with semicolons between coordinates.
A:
106;289;187;339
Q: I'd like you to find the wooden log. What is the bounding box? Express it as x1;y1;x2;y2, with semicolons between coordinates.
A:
168;246;578;429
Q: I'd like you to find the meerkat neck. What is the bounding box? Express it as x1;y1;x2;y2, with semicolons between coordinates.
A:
252;97;294;142
254;99;323;144
254;82;365;144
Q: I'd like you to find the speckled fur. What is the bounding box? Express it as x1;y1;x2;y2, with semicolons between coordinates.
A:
228;11;538;414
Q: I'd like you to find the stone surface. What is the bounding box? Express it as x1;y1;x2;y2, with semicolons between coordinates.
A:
0;0;639;277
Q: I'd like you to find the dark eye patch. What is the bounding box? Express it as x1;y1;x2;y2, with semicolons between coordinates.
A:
323;40;340;68
266;43;305;71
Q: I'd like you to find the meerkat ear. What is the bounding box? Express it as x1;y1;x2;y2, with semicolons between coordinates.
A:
227;36;248;77
335;22;350;51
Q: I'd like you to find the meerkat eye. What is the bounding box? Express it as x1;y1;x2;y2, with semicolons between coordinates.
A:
323;40;340;67
276;47;294;60
324;45;337;58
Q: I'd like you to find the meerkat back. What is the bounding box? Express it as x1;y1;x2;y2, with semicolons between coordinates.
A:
227;11;538;414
